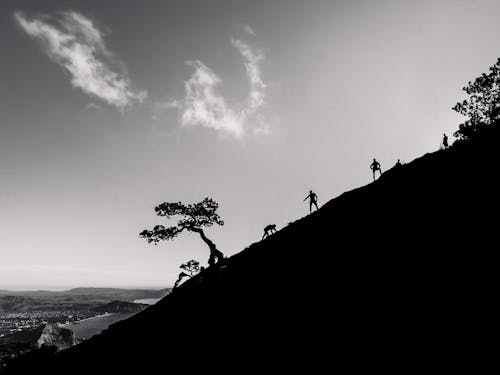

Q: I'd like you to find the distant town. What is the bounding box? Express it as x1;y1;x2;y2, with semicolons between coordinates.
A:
1;309;93;337
0;288;169;368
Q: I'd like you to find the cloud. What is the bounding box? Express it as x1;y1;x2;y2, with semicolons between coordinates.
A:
174;38;268;139
231;38;266;111
180;60;245;138
14;11;147;109
244;24;256;36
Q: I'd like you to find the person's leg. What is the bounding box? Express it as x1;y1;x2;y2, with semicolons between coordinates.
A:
314;202;318;211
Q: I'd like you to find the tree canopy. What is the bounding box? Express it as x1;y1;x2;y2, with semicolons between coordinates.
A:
140;198;224;244
453;57;500;140
180;260;201;277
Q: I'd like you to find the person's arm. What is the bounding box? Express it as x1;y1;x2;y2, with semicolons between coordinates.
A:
303;194;310;201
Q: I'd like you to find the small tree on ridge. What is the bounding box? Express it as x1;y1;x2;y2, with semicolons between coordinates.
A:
173;260;201;289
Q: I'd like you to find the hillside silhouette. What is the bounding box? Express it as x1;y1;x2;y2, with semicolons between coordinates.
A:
3;126;497;373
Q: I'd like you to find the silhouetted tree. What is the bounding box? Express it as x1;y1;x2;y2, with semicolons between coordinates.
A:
173;260;201;289
180;259;201;276
140;198;225;266
453;57;500;140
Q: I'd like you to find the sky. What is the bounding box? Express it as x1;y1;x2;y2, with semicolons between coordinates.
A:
1;0;499;290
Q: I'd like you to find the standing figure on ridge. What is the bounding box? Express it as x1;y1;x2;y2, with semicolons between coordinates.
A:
304;190;319;213
442;133;449;149
262;224;277;240
395;159;402;167
370;158;382;181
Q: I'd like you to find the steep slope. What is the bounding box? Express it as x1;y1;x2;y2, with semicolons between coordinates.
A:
4;128;498;373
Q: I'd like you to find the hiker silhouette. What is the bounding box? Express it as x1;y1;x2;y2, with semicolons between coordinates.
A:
442;133;449;149
370;158;382;181
304;190;319;213
395;159;402;167
262;224;277;240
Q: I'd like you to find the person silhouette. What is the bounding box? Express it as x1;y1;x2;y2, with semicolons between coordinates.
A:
262;224;277;240
304;190;319;213
442;133;449;149
395;159;402;167
370;158;382;181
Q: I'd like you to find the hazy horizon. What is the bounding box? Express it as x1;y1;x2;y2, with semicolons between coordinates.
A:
0;284;169;292
2;0;500;289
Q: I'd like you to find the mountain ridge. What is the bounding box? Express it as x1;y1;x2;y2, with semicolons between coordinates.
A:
3;127;497;373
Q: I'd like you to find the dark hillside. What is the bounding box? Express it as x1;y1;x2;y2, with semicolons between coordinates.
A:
4;127;497;373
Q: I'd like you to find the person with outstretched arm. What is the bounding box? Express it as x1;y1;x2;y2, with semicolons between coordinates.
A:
304;190;319;213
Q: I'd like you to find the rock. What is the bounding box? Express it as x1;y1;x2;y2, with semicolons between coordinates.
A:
37;324;76;351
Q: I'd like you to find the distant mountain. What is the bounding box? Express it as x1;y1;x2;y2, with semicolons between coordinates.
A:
4;126;498;373
62;288;170;301
90;301;147;314
0;296;37;313
0;288;170;312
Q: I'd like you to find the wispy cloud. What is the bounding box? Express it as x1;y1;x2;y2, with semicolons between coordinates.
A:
244;24;256;36
174;38;268;139
231;38;266;112
14;11;147;110
180;60;245;138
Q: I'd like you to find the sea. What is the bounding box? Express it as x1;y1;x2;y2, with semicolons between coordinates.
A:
64;298;160;341
133;298;161;305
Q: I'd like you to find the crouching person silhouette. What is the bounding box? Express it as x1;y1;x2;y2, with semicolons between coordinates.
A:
262;224;277;240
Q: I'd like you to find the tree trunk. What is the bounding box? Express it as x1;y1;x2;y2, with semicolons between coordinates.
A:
190;227;224;266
